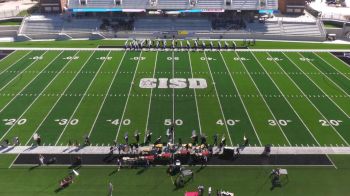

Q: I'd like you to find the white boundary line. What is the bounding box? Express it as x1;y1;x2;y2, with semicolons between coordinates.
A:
315;52;350;81
0;51;50;92
144;51;158;142
252;52;322;146
0;51;50;113
294;52;350;119
10;164;335;168
203;51;233;146
187;51;202;135
219;51;262;146
172;51;175;144
236;51;292;146
8;51;96;169
0;51;79;142
54;51;112;145
87;51;128;138
0;50;15;64
252;52;323;144
1;47;350;52
0;51;31;76
300;53;350;97
115;51;143;141
23;51;97;146
280;52;350;146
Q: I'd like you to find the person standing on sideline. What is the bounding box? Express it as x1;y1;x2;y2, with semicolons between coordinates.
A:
108;182;113;196
208;186;212;196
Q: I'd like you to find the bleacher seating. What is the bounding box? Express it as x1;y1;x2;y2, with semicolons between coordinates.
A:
232;0;259;10
156;0;188;9
134;18;211;31
196;0;224;9
266;0;278;9
86;0;114;8
282;22;322;36
21;16;63;35
121;0;149;8
62;19;101;33
246;21;281;34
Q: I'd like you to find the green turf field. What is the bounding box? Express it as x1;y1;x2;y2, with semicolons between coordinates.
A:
0;49;349;147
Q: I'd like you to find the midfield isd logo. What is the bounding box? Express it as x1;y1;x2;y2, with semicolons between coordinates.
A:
139;78;208;89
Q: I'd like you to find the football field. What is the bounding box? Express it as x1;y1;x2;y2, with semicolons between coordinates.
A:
0;49;349;147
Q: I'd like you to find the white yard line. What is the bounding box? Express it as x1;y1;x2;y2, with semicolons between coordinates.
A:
144;51;158;142
87;51;127;138
172;51;175;144
294;52;350;119
54;51;112;145
187;51;202;135
219;51;262;146
114;51;143;141
281;52;350;146
253;51;321;146
23;51;96;146
316;52;350;81
8;51;96;169
1;47;350;52
236;51;291;146
203;51;233;146
0;51;51;113
0;51;31;76
0;51;80;142
0;51;51;92
299;52;350;97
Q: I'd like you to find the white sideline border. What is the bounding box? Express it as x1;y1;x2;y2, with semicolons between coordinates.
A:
1;47;350;52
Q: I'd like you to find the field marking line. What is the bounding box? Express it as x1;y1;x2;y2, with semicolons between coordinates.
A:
8;51;96;169
144;51;158;142
325;154;338;169
301;52;350;97
0;51;51;113
236;51;291;146
10;163;335;168
0;51;51;92
172;51;175;144
87;51;128;138
23;51;97;146
219;51;262;146
54;51;113;145
0;50;15;64
0;51;80;142
294;52;350;119
187;51;202;135
281;52;350;146
316;52;350;81
255;51;321;146
115;51;143;141
203;51;233;146
0;51;31;76
2;47;350;53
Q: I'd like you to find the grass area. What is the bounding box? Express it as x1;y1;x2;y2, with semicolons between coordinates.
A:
0;40;349;49
0;50;349;146
0;155;348;195
0;21;21;26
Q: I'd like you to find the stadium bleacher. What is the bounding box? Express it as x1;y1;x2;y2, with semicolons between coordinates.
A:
196;0;224;9
134;18;211;31
21;16;63;35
